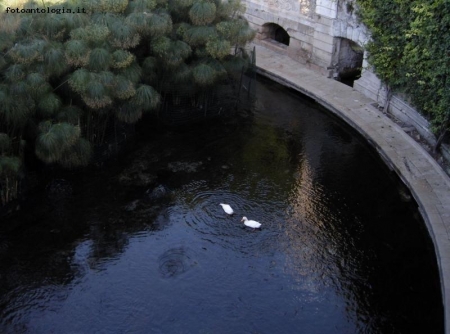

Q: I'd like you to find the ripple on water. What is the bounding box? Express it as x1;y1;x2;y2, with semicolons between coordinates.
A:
169;180;287;259
158;246;198;279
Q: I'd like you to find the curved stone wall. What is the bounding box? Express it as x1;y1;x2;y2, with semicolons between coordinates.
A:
250;43;450;333
243;0;444;160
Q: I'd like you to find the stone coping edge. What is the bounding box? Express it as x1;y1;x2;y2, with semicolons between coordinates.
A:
256;65;450;333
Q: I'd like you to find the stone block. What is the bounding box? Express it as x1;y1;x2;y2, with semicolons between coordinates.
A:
388;96;436;145
314;21;332;35
300;41;313;52
312;38;334;53
288;38;302;49
351;28;360;44
313;31;334;44
258;39;288;54
245;14;267;28
312;47;332;61
346;26;353;41
296;22;315;36
289;31;313;44
354;75;380;101
276;17;300;31
246;2;262;11
315;14;334;27
315;0;337;18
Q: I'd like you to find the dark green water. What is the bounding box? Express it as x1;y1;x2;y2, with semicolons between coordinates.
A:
0;76;443;333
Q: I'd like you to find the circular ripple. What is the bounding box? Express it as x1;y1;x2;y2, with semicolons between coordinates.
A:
158;247;196;279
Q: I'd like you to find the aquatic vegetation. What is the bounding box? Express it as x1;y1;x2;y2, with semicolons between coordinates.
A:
0;0;254;206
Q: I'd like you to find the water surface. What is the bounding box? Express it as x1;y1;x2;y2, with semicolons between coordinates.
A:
0;77;443;333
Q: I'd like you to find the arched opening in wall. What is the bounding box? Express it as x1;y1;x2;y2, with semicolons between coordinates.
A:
335;38;363;87
261;23;290;46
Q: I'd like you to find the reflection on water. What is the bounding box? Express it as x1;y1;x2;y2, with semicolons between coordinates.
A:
0;76;443;333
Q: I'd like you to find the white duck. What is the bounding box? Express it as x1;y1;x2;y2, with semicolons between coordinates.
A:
241;216;261;229
219;203;234;215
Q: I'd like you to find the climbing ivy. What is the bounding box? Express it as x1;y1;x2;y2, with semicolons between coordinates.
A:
356;0;450;146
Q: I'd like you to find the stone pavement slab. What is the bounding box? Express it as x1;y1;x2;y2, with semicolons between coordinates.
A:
251;42;450;333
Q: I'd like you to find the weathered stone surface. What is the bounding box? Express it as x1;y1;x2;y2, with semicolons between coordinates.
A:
252;42;450;334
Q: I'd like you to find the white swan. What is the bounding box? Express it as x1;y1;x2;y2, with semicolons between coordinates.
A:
219;203;234;215
241;216;261;229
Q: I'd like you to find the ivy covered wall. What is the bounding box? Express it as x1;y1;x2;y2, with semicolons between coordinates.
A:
356;0;450;146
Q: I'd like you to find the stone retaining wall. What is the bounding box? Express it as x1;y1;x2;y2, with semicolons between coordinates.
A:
250;43;450;333
243;0;446;161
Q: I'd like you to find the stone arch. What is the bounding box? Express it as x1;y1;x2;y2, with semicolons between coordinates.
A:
261;23;290;46
331;37;364;86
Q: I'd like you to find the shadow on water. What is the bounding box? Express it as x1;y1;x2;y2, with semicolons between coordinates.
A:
0;75;444;334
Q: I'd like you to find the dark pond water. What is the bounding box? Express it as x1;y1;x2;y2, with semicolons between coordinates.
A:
0;76;443;333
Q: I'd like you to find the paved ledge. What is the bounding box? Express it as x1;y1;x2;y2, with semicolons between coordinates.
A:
251;43;450;333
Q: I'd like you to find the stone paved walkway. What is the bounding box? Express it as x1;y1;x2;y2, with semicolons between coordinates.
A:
251;42;450;333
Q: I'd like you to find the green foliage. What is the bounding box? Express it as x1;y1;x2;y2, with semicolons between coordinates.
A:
91;0;129;13
33;12;67;39
115;101;143;123
44;44;68;76
59;138;92;168
126;0;157;12
89;47;112;71
68;68;92;93
9;40;45;65
10;82;29;96
65;39;90;66
142;56;159;83
83;80;113;108
0;156;21;174
125;12;150;35
111;50;135;69
0;0;255;206
151;36;172;56
206;39;231;59
172;62;192;82
0;87;34;127
56;106;82;125
216;0;246;18
189;1;217;25
114;76;136;99
220;55;247;73
35;122;81;163
183;26;217;46
71;24;111;44
147;12;173;37
116;62;142;83
164;40;192;67
109;20;141;49
98;70;116;87
174;0;194;8
5;64;26;82
192;63;216;85
133;85;161;110
357;0;450;132
37;93;62;118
